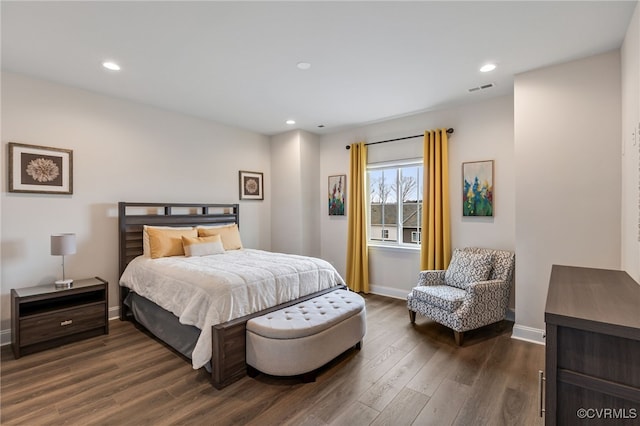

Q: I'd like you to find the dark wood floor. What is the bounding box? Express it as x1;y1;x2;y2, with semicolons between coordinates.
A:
1;294;544;426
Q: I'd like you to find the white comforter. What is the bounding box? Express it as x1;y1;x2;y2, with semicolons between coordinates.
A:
119;249;345;369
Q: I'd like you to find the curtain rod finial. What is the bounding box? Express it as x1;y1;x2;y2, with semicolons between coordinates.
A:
346;145;351;150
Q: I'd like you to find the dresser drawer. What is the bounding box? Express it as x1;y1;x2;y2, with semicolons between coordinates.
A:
20;304;106;346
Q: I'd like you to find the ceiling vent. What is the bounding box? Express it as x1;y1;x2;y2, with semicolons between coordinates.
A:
468;83;495;93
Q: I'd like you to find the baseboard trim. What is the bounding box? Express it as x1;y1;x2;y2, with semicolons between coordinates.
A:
368;285;409;300
0;329;11;347
511;323;545;345
109;306;120;321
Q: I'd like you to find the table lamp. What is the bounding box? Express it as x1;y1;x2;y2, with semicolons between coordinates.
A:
51;233;76;288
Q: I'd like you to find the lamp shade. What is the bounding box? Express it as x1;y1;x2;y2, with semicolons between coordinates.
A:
51;233;76;256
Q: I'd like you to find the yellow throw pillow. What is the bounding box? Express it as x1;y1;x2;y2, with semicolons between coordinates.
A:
197;224;243;250
147;227;197;259
182;235;225;257
143;225;194;257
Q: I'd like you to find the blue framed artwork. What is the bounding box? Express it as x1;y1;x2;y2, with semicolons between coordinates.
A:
462;160;493;217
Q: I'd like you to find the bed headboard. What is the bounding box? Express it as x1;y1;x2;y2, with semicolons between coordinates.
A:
118;202;239;279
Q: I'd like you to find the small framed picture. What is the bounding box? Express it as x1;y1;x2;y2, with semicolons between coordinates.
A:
462;160;494;217
8;142;73;194
328;175;346;216
239;170;263;200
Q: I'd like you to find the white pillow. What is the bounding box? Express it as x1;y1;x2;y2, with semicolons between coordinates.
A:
182;235;225;257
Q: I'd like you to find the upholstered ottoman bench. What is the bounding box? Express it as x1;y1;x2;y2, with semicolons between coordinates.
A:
245;289;366;381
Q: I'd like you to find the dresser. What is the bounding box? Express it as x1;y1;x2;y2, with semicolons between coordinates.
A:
544;265;640;425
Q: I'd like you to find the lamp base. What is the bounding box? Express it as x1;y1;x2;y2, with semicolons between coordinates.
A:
54;279;73;289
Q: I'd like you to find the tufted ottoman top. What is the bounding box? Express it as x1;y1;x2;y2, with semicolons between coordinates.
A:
246;289;365;340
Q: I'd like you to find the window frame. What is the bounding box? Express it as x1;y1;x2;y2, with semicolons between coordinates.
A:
367;159;423;249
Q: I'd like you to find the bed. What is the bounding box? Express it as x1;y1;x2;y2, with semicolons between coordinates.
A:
118;202;346;389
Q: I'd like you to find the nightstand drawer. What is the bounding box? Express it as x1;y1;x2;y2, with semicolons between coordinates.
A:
20;304;106;346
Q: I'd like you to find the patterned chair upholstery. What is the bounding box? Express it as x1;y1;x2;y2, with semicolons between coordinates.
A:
407;247;515;345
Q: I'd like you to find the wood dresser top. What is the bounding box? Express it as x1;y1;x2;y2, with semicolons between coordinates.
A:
545;265;640;340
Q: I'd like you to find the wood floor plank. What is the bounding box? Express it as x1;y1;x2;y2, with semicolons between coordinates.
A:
0;294;544;426
282;346;408;425
413;378;471;426
492;339;544;425
452;333;516;426
358;340;434;412
55;395;121;425
0;403;61;425
370;387;430;426
1;361;121;422
244;354;362;426
405;345;457;397
330;400;380;426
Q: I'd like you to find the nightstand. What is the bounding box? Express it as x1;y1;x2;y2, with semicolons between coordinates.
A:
11;277;109;358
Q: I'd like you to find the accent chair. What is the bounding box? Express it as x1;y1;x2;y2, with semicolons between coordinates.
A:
407;247;515;345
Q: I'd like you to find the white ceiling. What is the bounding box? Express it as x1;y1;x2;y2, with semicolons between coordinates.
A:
1;1;636;136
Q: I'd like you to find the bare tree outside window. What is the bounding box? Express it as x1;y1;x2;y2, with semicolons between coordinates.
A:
368;163;423;245
369;173;395;204
394;175;418;202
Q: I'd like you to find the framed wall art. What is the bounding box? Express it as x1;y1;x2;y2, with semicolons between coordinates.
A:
239;170;263;200
8;142;73;194
462;160;493;217
328;174;346;216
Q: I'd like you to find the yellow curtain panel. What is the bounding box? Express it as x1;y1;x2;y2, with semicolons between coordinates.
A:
346;142;369;293
420;129;451;270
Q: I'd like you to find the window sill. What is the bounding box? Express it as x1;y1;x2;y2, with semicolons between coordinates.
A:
368;243;421;253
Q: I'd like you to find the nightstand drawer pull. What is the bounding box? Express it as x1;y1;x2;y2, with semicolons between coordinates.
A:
60;320;73;326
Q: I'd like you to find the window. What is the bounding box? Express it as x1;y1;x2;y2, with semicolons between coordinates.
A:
368;160;423;246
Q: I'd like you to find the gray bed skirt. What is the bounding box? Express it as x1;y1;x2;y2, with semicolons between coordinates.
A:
124;291;211;372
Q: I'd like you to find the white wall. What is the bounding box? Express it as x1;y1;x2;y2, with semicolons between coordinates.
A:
270;130;320;257
513;51;622;338
0;72;272;334
270;131;302;254
320;95;515;299
621;3;640;282
301;131;321;258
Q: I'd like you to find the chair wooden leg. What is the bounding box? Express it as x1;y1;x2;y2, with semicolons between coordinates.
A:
409;310;416;324
454;330;464;346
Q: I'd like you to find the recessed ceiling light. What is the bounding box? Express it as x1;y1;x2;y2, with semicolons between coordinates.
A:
296;62;311;70
286;119;296;125
480;63;496;73
102;61;121;71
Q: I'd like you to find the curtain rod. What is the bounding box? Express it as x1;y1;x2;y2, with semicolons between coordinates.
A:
345;128;454;150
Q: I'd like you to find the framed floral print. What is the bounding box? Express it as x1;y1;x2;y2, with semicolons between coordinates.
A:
239;170;263;200
8;142;73;194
